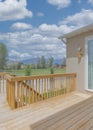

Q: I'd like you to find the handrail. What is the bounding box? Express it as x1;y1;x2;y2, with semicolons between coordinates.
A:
6;73;76;109
8;73;76;81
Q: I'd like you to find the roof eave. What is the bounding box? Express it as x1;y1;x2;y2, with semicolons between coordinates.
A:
59;23;93;39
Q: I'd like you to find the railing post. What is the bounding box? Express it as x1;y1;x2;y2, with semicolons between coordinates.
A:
10;80;15;109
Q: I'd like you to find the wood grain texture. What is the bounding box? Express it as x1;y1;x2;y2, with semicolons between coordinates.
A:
0;92;92;130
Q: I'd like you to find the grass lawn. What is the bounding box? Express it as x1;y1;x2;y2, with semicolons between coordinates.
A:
5;68;66;76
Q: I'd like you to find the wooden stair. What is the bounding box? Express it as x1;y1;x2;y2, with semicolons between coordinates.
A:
15;81;44;108
22;81;44;100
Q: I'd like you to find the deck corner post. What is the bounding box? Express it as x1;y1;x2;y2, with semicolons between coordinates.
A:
10;80;16;109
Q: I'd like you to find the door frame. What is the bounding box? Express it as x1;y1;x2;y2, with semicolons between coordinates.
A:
85;35;93;92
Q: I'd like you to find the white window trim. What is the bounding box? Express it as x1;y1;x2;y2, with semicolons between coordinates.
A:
85;35;93;92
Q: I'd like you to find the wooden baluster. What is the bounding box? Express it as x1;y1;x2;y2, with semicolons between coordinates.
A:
20;82;22;106
19;82;21;108
67;76;70;94
23;82;25;105
60;77;62;95
64;77;66;95
37;79;39;101
8;81;11;106
32;80;34;103
28;80;30;105
35;79;37;102
38;79;40;101
53;77;55;97
49;78;51;98
68;76;70;93
42;79;44;100
51;77;53;97
25;81;28;105
40;78;42;100
56;78;58;96
52;77;55;97
44;78;46;99
58;77;60;95
65;77;67;94
54;77;56;97
46;78;48;99
17;82;19;108
21;82;23;107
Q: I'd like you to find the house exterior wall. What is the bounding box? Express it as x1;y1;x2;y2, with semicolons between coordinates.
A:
66;30;93;92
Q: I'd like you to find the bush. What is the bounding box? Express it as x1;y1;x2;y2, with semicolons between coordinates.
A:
25;65;31;76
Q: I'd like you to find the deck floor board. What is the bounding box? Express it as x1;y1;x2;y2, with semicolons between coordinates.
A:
0;92;92;130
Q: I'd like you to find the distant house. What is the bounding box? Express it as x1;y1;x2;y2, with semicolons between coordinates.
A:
59;23;93;92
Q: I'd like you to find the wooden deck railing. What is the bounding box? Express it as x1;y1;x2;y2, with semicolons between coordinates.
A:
0;72;9;93
6;73;76;109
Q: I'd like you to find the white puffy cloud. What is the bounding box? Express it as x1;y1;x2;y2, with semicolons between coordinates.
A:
88;0;93;4
11;22;32;30
39;24;58;32
47;0;71;9
0;22;72;60
0;0;33;21
10;50;31;59
39;23;74;36
60;9;93;26
37;12;44;17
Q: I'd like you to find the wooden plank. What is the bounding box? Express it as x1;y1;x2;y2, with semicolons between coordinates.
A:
0;92;91;130
31;97;93;130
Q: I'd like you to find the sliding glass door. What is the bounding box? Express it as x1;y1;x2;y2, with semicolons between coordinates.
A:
88;39;93;90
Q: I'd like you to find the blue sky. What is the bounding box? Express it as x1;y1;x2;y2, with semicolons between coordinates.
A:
0;0;93;61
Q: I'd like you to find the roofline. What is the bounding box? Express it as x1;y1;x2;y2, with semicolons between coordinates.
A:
59;23;93;39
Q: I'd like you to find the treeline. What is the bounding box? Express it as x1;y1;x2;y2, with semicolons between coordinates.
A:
7;56;66;70
36;56;54;69
0;43;66;70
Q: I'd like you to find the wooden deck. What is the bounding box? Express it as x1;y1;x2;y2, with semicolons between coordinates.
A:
0;92;92;130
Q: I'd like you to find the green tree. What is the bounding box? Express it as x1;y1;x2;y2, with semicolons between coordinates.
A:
48;57;54;68
0;43;8;69
41;56;46;68
17;62;22;70
36;57;41;69
25;65;31;76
